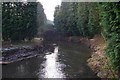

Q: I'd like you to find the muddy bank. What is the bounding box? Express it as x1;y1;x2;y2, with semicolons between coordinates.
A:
78;35;117;78
61;35;118;78
1;43;55;64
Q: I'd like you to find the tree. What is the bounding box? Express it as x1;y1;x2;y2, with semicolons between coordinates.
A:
2;2;46;41
54;2;120;77
77;2;89;37
37;2;47;36
88;3;100;38
99;2;120;74
54;2;100;37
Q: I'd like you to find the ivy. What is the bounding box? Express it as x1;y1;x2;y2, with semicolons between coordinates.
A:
99;2;120;73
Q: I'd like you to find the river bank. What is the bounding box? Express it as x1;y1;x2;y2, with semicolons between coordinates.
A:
1;35;118;78
63;35;118;78
1;40;55;64
80;35;118;78
2;41;99;78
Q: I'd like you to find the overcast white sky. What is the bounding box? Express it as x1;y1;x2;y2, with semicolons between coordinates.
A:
37;0;61;21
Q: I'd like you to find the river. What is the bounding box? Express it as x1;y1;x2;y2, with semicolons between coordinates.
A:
2;42;98;78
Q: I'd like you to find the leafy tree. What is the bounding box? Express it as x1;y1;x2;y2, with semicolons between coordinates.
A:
77;2;89;37
54;2;79;36
54;2;100;37
67;2;79;36
37;2;47;36
54;2;69;35
88;3;100;38
54;2;120;76
99;2;120;74
2;2;46;41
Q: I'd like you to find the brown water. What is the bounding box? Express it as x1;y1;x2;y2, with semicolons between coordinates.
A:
2;42;98;78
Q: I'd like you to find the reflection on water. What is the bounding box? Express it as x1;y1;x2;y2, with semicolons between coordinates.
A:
41;46;65;78
2;42;98;78
18;65;24;72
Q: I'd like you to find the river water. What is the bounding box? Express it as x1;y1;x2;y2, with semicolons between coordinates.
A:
2;42;98;78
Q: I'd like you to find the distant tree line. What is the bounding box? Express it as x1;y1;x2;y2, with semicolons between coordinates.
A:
2;2;46;41
54;2;100;38
54;2;120;77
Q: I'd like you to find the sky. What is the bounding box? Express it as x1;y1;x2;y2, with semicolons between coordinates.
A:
37;0;61;21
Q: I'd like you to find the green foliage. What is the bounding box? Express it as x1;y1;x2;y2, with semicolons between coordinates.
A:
54;2;100;38
99;2;120;72
54;3;71;35
77;3;90;37
54;2;120;75
2;2;45;41
37;2;47;35
88;3;100;38
77;2;100;38
54;3;78;36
